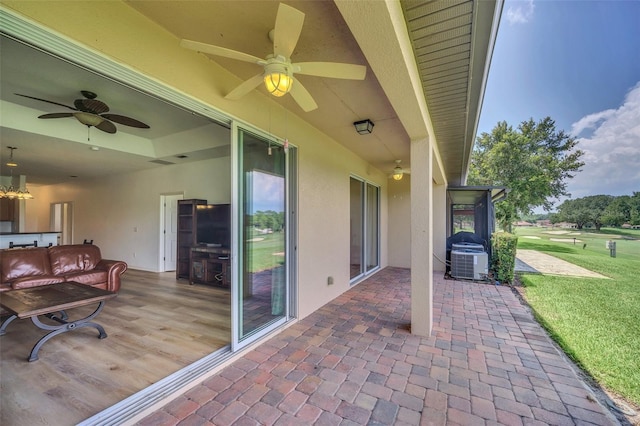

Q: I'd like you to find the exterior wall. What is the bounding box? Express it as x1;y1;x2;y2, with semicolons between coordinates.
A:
3;1;389;320
433;182;447;272
387;175;410;268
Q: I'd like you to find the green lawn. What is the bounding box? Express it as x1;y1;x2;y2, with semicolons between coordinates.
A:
515;226;640;406
245;229;285;273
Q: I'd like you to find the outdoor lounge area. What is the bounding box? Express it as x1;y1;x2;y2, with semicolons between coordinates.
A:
2;1;589;424
1;267;620;425
133;267;619;425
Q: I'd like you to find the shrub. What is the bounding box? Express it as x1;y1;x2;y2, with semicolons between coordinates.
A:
491;232;518;284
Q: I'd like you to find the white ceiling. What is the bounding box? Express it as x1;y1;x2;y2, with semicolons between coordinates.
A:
0;35;231;186
0;0;499;187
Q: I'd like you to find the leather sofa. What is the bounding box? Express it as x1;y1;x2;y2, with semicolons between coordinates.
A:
0;244;127;293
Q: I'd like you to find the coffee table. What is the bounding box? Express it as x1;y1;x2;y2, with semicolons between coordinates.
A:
0;281;117;361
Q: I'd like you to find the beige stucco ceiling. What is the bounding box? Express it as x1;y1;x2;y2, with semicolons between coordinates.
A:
0;0;500;187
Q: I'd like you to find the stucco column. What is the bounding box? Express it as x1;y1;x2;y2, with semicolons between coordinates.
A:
410;137;432;336
432;183;447;272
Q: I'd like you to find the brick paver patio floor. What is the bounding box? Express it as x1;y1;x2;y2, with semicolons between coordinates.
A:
136;267;618;425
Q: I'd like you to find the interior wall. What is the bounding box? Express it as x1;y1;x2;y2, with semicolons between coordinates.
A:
3;1;390;320
387;175;410;268
24;156;230;271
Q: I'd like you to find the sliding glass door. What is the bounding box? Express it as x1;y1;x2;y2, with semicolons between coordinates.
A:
233;127;294;348
350;177;380;282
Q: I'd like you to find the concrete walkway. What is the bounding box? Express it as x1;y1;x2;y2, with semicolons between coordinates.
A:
134;268;618;425
516;250;608;279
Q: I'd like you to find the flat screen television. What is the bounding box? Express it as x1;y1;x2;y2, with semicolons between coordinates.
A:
196;203;230;248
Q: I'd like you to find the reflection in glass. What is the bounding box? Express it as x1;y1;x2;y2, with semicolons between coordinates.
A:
239;131;286;340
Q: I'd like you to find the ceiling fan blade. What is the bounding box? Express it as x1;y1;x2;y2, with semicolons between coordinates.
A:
101;114;150;129
38;112;74;119
95;120;117;134
294;62;367;80
180;39;262;64
75;98;109;114
225;73;264;100
15;94;77;111
289;78;317;112
273;3;305;58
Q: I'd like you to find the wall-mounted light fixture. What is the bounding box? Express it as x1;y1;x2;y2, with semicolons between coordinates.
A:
353;119;374;135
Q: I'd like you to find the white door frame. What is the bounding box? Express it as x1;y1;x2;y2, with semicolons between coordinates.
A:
50;201;73;245
160;193;183;272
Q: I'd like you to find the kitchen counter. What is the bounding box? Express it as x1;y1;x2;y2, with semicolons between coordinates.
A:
0;232;61;249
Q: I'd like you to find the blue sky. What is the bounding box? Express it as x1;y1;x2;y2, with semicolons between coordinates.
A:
477;0;640;208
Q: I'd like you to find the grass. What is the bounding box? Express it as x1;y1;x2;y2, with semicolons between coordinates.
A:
245;229;285;273
515;226;640;406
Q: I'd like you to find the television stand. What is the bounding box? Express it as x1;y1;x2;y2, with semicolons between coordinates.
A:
190;246;230;287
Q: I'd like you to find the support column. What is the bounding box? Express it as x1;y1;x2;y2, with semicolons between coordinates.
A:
410;137;433;336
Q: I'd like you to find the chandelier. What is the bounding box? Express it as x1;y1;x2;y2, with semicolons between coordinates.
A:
0;147;34;200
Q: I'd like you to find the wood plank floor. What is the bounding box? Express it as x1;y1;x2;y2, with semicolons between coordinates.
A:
0;269;231;426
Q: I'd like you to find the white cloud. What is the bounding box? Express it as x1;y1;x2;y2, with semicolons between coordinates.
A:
570;109;617;137
505;0;535;25
567;82;640;199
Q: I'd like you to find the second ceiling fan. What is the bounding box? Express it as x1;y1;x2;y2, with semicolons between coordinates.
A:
180;3;366;112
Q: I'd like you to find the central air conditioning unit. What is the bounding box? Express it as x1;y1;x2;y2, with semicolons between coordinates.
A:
451;249;488;280
451;242;484;253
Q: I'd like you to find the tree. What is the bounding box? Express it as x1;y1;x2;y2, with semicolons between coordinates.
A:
630;192;640;226
468;117;584;231
555;195;613;230
602;195;631;227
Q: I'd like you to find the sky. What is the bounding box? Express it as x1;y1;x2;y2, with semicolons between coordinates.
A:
477;0;640;209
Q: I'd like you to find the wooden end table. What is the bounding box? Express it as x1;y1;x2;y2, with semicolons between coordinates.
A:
0;282;117;361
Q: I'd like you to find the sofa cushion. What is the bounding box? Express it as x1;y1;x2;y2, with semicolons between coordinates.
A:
12;275;66;289
64;270;108;287
0;247;52;283
49;244;102;275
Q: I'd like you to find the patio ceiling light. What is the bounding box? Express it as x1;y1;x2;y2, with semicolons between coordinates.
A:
353;119;374;135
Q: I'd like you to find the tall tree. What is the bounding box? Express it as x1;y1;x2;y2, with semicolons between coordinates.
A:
468;117;584;231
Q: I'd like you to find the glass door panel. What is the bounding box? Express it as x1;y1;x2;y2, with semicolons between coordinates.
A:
365;183;379;272
350;177;379;283
350;178;363;279
237;129;287;343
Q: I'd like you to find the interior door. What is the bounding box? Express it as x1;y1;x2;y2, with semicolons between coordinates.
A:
162;194;183;271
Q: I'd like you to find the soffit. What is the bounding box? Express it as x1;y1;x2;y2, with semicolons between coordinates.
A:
0;1;498;186
401;0;498;186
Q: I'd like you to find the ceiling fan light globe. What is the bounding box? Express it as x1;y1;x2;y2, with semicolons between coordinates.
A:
73;112;105;127
264;72;293;97
393;166;404;181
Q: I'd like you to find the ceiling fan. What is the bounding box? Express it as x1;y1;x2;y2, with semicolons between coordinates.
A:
389;160;410;181
15;90;150;134
180;3;367;112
